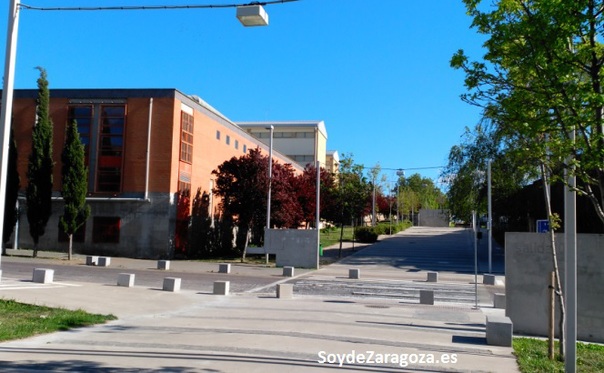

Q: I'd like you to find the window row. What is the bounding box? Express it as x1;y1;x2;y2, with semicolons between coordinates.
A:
253;131;315;139
216;130;248;153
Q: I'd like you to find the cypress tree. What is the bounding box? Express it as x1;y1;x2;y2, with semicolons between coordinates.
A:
26;67;54;258
2;129;20;255
60;120;90;260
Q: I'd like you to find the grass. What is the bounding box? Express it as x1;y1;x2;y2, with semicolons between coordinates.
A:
0;299;116;342
320;226;355;248
514;338;604;372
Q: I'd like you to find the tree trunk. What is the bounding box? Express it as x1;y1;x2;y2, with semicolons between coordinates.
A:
338;223;344;258
33;241;38;258
68;234;73;261
540;163;566;360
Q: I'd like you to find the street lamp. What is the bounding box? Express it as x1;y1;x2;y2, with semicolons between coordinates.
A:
0;1;271;274
396;169;405;221
237;4;269;26
264;125;274;265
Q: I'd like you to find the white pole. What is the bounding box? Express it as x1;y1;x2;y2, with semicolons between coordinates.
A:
565;129;577;373
315;160;320;269
265;125;273;265
0;0;21;272
488;159;492;274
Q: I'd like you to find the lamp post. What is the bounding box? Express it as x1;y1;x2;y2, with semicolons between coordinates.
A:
0;1;269;273
0;0;20;274
396;169;405;222
264;125;274;265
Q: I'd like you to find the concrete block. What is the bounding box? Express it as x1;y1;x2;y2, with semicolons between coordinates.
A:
214;281;230;295
277;283;294;299
349;268;360;279
86;256;98;266
420;289;434;305
98;257;111;267
494;293;506;309
157;260;170;270
162;277;181;292
427;271;438;282
486;315;513;347
283;266;295;277
483;274;496;285
117;273;135;287
32;268;54;284
218;263;231;274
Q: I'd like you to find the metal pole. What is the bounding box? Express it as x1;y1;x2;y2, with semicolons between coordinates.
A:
315;160;320;269
488;159;492;274
265;125;274;265
0;0;21;273
473;210;478;309
565;129;577;373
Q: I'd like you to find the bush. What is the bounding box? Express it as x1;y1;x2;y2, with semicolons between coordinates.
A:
354;227;379;243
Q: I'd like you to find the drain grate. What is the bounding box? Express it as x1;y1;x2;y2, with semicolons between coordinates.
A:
365;304;390;309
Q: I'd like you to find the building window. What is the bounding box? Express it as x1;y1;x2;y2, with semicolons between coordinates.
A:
235;140;239;149
226;135;230;145
92;217;120;243
180;111;194;163
58;221;86;243
67;105;93;165
243;144;247;153
216;130;221;140
97;105;125;192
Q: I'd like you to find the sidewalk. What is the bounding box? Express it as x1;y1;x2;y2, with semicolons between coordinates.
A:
0;229;518;372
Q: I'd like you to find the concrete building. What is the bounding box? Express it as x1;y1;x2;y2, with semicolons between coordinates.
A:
237;121;338;173
10;88;303;258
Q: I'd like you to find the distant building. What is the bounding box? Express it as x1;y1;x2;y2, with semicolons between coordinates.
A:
237;121;339;173
10;88;302;258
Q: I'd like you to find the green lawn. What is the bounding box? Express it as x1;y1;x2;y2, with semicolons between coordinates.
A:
514;338;604;372
0;299;116;342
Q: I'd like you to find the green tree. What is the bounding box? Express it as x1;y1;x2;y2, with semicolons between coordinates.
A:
332;154;371;257
2;129;20;255
26;67;54;258
60;120;90;260
449;0;604;358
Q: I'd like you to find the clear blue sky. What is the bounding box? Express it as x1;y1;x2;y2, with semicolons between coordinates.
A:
2;0;486;188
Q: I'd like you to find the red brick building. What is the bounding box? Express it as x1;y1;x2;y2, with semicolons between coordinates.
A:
10;88;302;258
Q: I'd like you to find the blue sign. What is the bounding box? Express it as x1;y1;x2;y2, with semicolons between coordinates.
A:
537;219;550;233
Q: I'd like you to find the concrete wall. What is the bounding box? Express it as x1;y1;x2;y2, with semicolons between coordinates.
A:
14;193;174;259
265;229;319;269
505;232;604;342
418;209;450;227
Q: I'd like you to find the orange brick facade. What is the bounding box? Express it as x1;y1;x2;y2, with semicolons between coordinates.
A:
9;89;301;258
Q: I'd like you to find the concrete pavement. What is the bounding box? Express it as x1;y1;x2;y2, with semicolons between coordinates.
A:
0;227;518;372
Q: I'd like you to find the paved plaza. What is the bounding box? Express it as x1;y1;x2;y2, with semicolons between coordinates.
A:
0;227;517;372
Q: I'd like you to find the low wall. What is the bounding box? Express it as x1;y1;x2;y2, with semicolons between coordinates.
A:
505;232;604;342
418;209;450;227
265;229;319;269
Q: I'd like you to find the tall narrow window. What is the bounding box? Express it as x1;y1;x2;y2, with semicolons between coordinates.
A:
97;105;125;192
180;111;194;163
67;105;93;165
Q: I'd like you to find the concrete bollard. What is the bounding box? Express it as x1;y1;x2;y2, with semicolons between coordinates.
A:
157;260;170;270
420;290;434;305
218;263;231;274
486;315;513;347
283;266;295;277
349;268;360;279
162;277;181;292
214;281;230;295
98;257;111;267
483;274;496;285
427;272;438;282
86;256;98;266
117;273;135;287
32;268;54;284
494;293;506;309
277;283;294;299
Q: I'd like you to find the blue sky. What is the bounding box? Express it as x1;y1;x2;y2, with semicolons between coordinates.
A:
2;0;486;188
